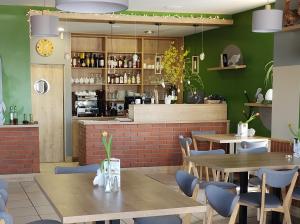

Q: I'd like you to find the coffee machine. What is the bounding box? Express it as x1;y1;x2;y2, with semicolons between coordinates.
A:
72;90;105;117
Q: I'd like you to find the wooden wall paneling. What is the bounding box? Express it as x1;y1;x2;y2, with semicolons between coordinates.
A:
71;36;104;52
31;64;64;162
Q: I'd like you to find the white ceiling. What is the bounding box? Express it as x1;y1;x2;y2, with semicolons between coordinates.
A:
0;0;276;36
0;0;276;14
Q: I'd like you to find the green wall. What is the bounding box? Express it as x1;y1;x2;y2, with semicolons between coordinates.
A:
184;9;273;137
0;6;31;122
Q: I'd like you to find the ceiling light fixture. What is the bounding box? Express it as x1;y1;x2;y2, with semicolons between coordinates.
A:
252;2;283;33
30;0;59;37
55;0;129;13
30;15;59;37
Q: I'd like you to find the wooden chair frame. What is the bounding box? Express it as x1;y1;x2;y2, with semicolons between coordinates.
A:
238;171;298;224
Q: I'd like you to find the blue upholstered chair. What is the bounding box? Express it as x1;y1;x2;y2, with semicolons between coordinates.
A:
239;147;268;187
134;170;237;224
0;212;13;224
239;167;299;224
0;180;8;190
0;189;8;205
179;135;226;181
292;187;300;200
237;141;269;154
55;164;99;174
191;130;216;150
205;185;240;224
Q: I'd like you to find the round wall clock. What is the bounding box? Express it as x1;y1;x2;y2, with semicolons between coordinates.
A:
36;39;54;57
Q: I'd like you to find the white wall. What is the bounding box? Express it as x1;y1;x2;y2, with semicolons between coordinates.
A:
272;65;300;140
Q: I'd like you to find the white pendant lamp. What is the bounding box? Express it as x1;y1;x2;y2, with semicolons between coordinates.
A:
252;4;283;33
30;15;59;37
56;0;129;13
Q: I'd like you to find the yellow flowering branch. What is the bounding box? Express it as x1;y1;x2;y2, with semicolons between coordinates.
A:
162;42;189;86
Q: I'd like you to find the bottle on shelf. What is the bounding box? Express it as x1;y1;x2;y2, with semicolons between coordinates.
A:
111;74;115;84
118;56;123;68
13;106;18;125
86;53;91;67
124;56;128;68
136;72;141;84
95;54;100;68
127;73;131;84
136;56;141;68
128;59;133;68
80;53;86;67
115;73;120;84
131;73;136;84
120;73;124;84
76;53;80;67
23;114;29;124
9;106;13;125
124;72;128;84
91;54;95;68
72;53;77;67
107;74;111;84
99;54;105;68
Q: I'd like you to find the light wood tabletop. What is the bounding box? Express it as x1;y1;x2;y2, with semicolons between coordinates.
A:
185;152;300;173
35;171;203;224
192;134;270;153
193;133;269;144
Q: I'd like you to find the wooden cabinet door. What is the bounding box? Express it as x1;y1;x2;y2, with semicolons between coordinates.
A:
31;64;64;162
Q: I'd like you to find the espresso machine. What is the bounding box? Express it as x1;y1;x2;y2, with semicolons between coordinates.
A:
72;90;105;117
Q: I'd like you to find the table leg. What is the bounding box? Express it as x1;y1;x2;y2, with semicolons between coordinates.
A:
209;141;213;150
239;172;248;224
270;188;282;224
229;143;235;154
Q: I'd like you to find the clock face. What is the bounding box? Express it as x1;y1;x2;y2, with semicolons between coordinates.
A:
36;39;54;57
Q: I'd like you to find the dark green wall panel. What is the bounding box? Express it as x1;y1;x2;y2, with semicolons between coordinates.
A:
185;9;273;136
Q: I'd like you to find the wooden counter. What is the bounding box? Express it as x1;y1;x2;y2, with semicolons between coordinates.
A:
77;104;228;166
128;104;227;123
0;125;39;174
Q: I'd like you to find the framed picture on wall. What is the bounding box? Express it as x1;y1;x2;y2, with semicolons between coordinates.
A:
192;56;199;74
155;55;162;74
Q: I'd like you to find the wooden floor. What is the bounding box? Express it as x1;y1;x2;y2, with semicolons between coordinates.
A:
4;163;300;224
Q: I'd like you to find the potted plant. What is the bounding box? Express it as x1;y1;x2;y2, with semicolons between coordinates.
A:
93;131;112;190
238;112;260;137
161;42;189;101
183;59;205;104
288;124;300;156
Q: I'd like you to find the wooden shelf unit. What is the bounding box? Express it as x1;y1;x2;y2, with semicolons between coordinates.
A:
207;65;247;71
282;24;300;32
71;34;183;105
244;103;272;108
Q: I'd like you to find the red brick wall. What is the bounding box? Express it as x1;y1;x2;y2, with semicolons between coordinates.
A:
0;127;40;174
271;138;293;153
79;122;228;167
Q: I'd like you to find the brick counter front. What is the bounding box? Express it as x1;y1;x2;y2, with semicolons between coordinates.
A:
78;121;228;167
0;126;40;174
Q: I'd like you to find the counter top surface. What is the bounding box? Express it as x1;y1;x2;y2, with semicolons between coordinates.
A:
0;124;39;128
79;119;229;125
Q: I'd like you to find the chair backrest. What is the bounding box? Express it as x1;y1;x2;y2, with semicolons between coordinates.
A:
205;185;239;217
257;167;299;188
239;147;268;154
191;130;216;137
178;135;192;157
55;164;99;174
175;170;198;197
190;149;225;156
0;198;5;213
0;212;13;224
240;141;268;149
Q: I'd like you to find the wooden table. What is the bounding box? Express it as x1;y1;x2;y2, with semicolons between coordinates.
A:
185;152;300;224
35;171;203;224
192;133;270;154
